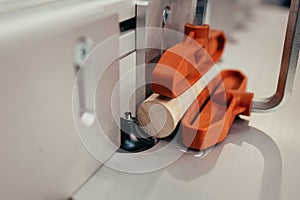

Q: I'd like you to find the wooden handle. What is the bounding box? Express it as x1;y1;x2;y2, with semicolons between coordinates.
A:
137;72;210;138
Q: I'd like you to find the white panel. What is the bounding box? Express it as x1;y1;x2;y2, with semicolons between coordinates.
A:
0;2;127;199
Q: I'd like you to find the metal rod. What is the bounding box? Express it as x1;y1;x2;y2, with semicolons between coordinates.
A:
251;0;300;112
194;0;208;25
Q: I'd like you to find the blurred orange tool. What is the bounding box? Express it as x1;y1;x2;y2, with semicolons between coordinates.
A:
182;69;254;150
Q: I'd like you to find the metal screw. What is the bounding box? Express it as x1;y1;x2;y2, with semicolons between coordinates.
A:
124;112;132;120
74;37;93;68
162;6;171;25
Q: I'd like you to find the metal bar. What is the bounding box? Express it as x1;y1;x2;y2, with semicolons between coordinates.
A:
251;0;300;112
194;0;208;25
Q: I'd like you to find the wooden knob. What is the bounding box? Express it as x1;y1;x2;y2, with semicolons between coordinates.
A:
137;94;182;138
137;72;209;138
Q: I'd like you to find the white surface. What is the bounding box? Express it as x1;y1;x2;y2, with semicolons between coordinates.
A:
0;0;135;48
0;0;134;200
74;5;300;200
119;30;136;58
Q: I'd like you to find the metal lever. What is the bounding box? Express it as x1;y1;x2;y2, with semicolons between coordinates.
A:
251;0;300;112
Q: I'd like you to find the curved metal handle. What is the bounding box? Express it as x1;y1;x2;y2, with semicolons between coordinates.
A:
251;0;300;112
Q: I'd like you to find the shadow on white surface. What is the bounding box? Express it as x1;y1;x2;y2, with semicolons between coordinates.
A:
168;119;282;200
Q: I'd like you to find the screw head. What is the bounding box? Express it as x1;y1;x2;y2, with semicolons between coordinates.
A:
124;112;132;120
163;6;171;25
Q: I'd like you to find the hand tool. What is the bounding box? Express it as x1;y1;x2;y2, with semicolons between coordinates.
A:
182;69;253;150
151;23;226;98
137;23;226;138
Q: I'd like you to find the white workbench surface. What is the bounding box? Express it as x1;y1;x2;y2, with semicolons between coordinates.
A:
74;5;300;200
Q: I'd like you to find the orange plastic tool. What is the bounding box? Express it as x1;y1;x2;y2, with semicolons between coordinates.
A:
152;23;226;98
181;70;254;150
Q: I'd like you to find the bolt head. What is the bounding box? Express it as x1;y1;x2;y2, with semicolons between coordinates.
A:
163;6;171;25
